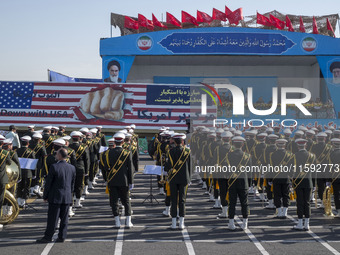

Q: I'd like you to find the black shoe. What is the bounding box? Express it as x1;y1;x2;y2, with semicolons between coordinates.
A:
56;238;65;243
36;238;52;243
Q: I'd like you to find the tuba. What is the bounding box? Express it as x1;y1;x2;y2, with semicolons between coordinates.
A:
323;186;334;217
0;161;20;225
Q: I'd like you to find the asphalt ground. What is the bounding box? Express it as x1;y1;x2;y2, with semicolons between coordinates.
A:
1;155;340;255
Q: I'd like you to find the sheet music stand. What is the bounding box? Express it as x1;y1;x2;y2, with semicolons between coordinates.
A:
142;165;164;205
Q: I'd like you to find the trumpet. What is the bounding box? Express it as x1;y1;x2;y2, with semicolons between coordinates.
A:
158;152;166;185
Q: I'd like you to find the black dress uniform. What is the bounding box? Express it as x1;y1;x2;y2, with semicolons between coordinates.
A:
107;146;134;217
29;139;47;189
227;148;252;220
16;146;36;201
69;141;90;199
42;133;55;155
263;143;277;204
270;148;293;209
0;149;12;214
165;144;191;218
292;148;316;220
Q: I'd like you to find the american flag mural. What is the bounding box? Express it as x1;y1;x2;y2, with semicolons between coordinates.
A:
0;81;196;130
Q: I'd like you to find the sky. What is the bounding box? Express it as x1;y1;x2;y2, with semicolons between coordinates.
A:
0;0;339;81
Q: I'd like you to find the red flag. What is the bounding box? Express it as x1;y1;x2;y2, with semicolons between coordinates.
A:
124;16;139;30
300;16;305;33
166;12;182;28
312;16;319;34
256;13;273;27
269;14;285;30
152;14;167;28
212;8;227;21
327;18;336;37
138;14;154;30
286;15;294;32
225;6;232;16
197;10;213;24
182;11;198;26
227;8;243;25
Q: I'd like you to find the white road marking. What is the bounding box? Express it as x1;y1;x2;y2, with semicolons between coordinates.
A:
182;228;196;255
235;216;270;255
114;227;124;255
287;215;340;255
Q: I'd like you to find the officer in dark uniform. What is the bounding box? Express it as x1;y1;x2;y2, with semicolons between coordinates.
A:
311;132;332;206
29;132;47;197
69;132;90;208
306;130;316;152
107;132;134;229
283;128;292;148
269;139;293;219
273;126;284;139
291;139;316;231
88;128;100;190
215;131;233;218
16;136;36;208
0;141;12;229
155;131;170;195
123;132;139;173
205;131;218;204
165;133;190;230
329;138;340;217
288;130;304;154
244;130;257;194
227;136;252;230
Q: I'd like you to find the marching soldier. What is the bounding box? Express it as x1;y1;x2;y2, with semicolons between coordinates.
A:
226;136;252;230
88;128;101;190
269;139;293;219
311;132;332;207
57;125;67;137
305;130;316;151
23;125;35;138
69;131;90;208
106;132;134;229
244;130;257;194
124;132;139;173
165;133;191;230
283;128;292;148
329;138;340;217
252;133;268;201
273;126;284;139
42;126;54;154
155;131;170;195
16;136;36;208
29;132;47;197
263;134;278;209
96;126;107;147
215;131;233;218
291;139;316;231
99;138;116;184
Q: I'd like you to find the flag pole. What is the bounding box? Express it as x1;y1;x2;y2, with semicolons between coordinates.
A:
47;69;50;82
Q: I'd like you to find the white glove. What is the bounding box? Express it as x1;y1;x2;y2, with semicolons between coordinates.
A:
129;184;134;190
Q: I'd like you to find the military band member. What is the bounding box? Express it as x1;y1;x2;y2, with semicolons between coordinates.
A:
155;131;170;195
205;131;218;203
333;130;340;139
273;126;284;139
270;139;293;219
306;130;316;151
283;128;292;146
69;131;90;208
329;138;340;217
42;126;54;155
57;125;67;137
245;130;257;194
0;141;12;229
107;132;134;229
165;133;191;230
216;131;233;218
264;134;278;209
99;138;116;184
311;132;332;206
325;130;333;144
292;139;316;231
288;130;304;154
96;126;107;147
123;132;139;173
29;132;47;197
23;125;35;138
16;136;36;208
253;133;268;201
227;136;251;230
88;128;100;190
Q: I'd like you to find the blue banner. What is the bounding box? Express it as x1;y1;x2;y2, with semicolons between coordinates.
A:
159;32;295;55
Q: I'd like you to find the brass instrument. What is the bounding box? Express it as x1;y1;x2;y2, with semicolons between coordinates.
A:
158;152;166;185
323;186;334;217
0;161;20;224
